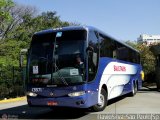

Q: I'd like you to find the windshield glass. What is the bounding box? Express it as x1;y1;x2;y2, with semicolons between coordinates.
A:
28;30;86;86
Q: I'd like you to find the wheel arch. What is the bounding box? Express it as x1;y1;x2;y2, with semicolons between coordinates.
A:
98;83;108;104
102;84;108;94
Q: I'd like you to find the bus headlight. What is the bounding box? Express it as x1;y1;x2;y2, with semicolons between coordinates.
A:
26;92;37;97
68;91;86;97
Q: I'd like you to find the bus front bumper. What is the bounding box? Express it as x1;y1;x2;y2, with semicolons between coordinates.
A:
27;92;98;108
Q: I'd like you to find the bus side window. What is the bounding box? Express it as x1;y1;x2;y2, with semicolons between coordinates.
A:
99;34;116;58
116;43;128;61
88;31;99;81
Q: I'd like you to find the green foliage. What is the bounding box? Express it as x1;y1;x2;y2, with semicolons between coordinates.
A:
0;0;14;21
138;45;155;75
0;66;23;99
0;0;14;41
0;40;26;66
126;41;156;77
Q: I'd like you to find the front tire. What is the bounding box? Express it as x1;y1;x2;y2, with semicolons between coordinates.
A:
92;88;107;112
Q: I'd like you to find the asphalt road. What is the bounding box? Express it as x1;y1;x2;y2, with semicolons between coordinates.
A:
0;87;160;120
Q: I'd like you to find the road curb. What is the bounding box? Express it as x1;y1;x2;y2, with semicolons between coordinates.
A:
0;97;26;104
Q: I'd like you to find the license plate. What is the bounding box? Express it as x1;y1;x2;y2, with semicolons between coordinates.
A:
47;101;58;106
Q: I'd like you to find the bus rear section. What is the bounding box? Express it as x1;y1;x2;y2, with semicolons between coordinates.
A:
97;59;143;101
98;33;143;101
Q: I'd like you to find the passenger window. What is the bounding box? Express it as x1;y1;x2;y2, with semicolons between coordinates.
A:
99;34;116;58
116;43;128;61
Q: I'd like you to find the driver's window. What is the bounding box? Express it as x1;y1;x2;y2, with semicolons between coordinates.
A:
88;31;99;81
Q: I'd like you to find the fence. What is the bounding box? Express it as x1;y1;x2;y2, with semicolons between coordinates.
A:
0;66;25;100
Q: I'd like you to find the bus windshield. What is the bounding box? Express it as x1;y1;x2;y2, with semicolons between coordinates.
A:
28;30;87;86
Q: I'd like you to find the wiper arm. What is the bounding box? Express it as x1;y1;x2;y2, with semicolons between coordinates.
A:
55;65;68;86
39;57;48;60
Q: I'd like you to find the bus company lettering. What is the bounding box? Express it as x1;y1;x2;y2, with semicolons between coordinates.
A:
114;65;126;71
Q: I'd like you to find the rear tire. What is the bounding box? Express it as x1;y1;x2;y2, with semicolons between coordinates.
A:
130;82;137;96
156;79;160;91
92;88;107;112
155;70;160;91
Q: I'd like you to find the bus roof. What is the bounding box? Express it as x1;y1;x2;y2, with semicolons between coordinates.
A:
34;26;87;35
34;26;139;53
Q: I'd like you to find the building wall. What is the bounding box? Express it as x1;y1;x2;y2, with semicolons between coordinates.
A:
137;34;160;46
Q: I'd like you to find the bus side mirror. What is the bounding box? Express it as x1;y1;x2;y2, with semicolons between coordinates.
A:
86;46;94;54
20;49;28;68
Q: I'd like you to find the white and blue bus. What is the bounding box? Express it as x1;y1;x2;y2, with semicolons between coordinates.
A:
26;26;143;111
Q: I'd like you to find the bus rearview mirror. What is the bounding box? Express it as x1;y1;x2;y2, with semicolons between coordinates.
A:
86;46;94;53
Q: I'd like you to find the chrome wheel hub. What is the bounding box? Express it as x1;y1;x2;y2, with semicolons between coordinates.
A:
98;94;105;107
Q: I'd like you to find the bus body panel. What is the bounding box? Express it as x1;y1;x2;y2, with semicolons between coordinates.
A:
97;57;142;102
27;84;98;108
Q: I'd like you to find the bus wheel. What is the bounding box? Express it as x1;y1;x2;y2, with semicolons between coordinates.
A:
130;82;137;96
92;88;107;112
156;77;160;91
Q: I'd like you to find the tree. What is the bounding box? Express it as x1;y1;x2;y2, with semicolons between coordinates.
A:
138;44;156;75
0;0;79;99
0;0;13;22
0;3;37;42
126;41;156;80
0;0;14;41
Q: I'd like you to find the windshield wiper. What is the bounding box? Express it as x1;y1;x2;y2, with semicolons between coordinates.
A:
55;64;68;86
38;57;48;61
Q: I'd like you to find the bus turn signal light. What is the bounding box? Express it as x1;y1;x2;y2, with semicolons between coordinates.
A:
141;71;144;81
